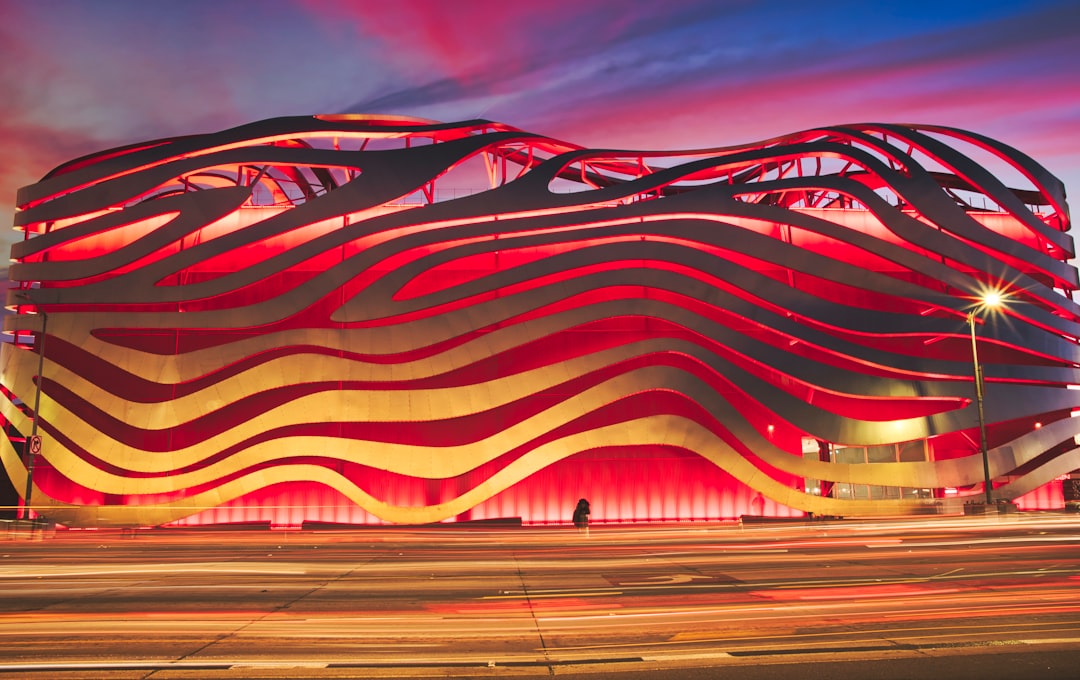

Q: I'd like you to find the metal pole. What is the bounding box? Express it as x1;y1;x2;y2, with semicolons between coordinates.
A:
968;311;993;505
21;310;46;520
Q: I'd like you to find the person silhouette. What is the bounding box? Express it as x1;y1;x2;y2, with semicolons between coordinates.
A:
572;498;591;536
751;492;765;516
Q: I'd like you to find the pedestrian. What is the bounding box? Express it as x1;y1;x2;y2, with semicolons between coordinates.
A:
572;498;591;536
751;492;765;516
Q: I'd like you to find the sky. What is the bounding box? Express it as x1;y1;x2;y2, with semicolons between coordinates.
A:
1;0;1078;278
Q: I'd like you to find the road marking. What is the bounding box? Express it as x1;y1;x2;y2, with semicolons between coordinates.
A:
689;549;790;554
618;574;714;586
0;563;307;578
484;590;622;599
1018;637;1080;645
865;536;1080;548
934;569;964;578
231;662;329;669
642;652;734;662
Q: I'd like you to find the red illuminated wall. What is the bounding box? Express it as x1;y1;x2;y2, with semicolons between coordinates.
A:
2;115;1078;527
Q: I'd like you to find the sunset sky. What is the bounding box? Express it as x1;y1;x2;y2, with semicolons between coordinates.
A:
2;0;1078;275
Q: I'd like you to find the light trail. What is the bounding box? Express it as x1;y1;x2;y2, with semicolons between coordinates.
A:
0;517;1077;675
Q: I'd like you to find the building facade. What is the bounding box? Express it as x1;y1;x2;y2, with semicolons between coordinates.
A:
2;115;1077;527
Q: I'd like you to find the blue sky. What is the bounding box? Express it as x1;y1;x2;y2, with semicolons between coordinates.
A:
2;0;1077;274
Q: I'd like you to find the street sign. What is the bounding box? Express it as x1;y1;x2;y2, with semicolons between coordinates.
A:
28;435;42;455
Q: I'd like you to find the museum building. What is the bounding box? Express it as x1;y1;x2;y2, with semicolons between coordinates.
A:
2;115;1077;527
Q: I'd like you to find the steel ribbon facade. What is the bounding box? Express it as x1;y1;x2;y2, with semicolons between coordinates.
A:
2;115;1077;527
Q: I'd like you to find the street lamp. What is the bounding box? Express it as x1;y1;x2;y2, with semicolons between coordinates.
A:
13;292;46;521
967;290;1003;506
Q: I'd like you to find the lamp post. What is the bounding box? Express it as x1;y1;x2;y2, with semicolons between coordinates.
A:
14;293;46;521
967;291;1002;506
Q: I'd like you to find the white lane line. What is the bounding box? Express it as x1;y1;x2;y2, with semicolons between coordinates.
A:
230;662;329;669
866;536;1080;548
642;652;734;662
0;563;307;578
487;590;622;599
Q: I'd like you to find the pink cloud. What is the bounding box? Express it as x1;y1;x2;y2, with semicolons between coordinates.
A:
295;0;694;94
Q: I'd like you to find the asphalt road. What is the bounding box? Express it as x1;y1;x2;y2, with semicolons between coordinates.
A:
1;514;1078;678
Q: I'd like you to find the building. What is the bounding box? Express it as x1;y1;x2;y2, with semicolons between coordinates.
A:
2;115;1077;527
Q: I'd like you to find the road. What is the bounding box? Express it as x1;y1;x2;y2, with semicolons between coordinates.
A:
0;515;1078;678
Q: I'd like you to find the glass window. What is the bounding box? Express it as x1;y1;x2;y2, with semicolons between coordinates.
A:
835;447;865;464
899;440;927;462
867;444;897;463
876;486;901;499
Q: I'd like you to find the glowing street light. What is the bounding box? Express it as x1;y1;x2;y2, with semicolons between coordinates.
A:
967;290;1004;506
13;292;46;521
